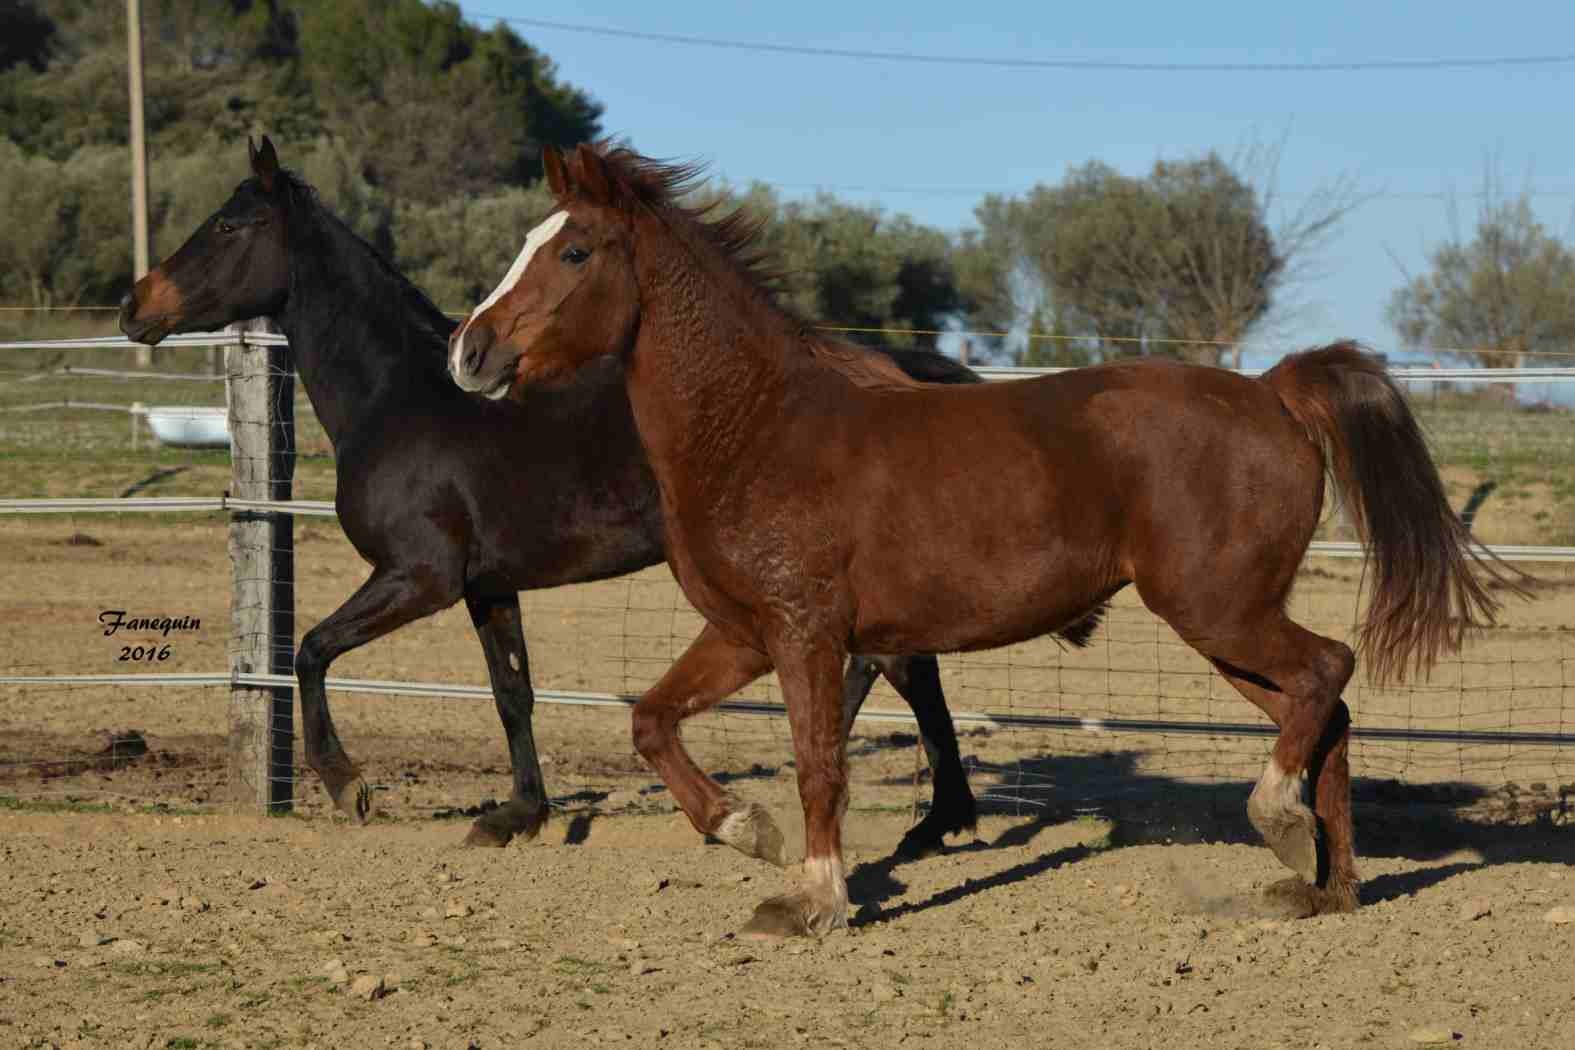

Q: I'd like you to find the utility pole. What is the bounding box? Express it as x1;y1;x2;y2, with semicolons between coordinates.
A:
127;0;151;366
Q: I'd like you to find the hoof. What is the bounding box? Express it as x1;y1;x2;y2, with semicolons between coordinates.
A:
462;800;546;849
323;770;375;825
462;822;512;848
1247;765;1318;884
739;894;814;940
1262;877;1321;919
739;862;849;940
894;808;975;861
1263;876;1360;918
714;800;787;868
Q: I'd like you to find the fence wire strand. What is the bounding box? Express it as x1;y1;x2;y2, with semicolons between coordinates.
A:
2;331;1573;825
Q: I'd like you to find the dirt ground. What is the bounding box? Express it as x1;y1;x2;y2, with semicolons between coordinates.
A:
3;514;1574;815
1;805;1573;1050
3;387;1575;1050
2;514;1574;1048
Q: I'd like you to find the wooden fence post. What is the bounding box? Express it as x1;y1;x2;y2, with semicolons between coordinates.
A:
225;320;296;812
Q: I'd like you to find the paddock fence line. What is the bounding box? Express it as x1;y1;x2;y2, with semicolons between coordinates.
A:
3;331;1573;818
1;498;1572;560
2;670;1573;749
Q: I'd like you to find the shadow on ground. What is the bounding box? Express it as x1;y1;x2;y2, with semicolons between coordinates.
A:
843;747;1574;926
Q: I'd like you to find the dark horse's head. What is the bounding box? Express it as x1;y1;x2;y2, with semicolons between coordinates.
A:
449;143;654;398
120;137;290;345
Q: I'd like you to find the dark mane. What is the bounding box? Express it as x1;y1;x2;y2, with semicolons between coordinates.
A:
564;142;784;298
269;169;457;362
564;143;934;392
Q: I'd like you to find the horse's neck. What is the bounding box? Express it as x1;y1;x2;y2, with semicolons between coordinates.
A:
278;224;450;446
626;253;801;473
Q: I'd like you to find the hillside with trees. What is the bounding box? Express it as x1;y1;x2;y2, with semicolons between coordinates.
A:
0;0;600;311
0;0;971;343
15;1;1554;372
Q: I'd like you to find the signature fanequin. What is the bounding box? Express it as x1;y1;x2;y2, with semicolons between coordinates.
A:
98;610;201;663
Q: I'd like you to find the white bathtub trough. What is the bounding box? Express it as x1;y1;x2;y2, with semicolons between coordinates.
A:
142;406;230;449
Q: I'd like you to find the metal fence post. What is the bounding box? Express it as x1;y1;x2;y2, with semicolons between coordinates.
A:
225;321;296;811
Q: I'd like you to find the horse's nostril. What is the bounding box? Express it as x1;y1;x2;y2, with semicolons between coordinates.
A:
461;326;494;373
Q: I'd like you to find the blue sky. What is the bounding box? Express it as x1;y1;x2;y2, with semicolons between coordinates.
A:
466;1;1575;370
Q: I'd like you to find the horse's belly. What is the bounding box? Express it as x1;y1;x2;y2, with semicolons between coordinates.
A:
850;548;1118;655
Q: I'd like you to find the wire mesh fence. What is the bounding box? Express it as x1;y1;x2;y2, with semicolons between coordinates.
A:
2;332;1573;831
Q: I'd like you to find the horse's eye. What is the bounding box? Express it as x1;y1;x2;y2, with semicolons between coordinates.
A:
561;246;590;265
216;220;236;235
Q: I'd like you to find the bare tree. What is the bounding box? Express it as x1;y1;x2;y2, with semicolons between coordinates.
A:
1388;166;1575;369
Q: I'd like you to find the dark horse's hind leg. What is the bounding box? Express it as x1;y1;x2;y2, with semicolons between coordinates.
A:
460;592;548;848
841;654;977;858
297;567;457;823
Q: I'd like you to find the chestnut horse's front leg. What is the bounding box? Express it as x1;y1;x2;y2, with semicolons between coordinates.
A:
630;623;784;864
742;642;851;939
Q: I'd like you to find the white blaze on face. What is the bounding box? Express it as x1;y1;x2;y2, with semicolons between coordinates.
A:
450;210;569;379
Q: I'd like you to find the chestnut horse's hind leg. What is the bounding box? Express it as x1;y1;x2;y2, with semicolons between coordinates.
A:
461;592;548;848
743;643;852;939
842;655;977;858
1212;656;1359;915
630;624;781;863
296;566;457;823
1193;615;1358;913
1142;574;1359;915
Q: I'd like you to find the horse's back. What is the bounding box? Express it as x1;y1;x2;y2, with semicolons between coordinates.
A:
836;357;1325;651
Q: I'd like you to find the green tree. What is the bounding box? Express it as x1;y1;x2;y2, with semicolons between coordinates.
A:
392;182;557;309
0;0;56;74
0;140;69;306
0;141;138;307
0;1;604;309
958;140;1357;366
1388;186;1575;368
728;187;965;348
296;0;602;202
1017;304;1093;368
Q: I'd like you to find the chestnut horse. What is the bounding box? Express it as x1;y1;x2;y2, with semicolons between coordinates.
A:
450;143;1527;937
118;136;1008;858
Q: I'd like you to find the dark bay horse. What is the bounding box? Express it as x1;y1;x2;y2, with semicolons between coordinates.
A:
449;142;1530;937
118;136;999;856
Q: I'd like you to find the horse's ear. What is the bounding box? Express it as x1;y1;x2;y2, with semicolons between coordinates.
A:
542;146;569;197
574;143;613;205
251;134;280;192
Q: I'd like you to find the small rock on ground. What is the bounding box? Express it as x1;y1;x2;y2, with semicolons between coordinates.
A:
350;974;386;1000
1458;898;1491;921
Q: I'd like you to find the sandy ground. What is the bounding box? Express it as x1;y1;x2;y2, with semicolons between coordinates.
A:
3;381;1575;1048
2;517;1573;1048
2;516;1573;820
1;806;1573;1050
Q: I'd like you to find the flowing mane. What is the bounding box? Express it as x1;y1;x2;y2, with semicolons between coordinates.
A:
559;144;926;392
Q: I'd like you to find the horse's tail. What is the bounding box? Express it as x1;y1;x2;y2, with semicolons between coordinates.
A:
1261;340;1532;685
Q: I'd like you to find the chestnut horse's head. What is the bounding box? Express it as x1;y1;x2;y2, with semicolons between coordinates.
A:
448;143;660;398
120;137;291;345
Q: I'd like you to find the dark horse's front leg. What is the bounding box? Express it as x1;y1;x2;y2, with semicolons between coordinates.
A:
461;592;548;847
297;566;457;823
842;654;977;858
